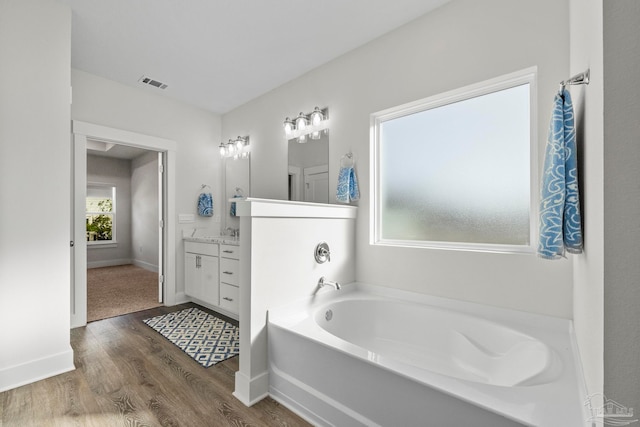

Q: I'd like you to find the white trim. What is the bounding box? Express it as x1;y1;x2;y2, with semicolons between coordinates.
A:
233;370;270;406
370;67;538;254
288;165;302;201
87;259;132;269
71;120;177;328
303;164;328;176
87;241;118;248
0;349;74;393
132;259;159;273
73;121;176;152
236;198;357;219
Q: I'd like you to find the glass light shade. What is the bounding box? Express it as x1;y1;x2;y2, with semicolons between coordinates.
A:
311;130;321;140
283;118;294;135
295;112;308;131
227;141;236;155
310;107;323;126
219;143;227;156
235;137;244;151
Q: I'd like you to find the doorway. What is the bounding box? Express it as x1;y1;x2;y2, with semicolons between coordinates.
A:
71;121;177;328
85;147;162;322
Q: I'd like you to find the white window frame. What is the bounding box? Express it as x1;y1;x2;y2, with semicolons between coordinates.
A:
86;182;117;246
370;67;538;254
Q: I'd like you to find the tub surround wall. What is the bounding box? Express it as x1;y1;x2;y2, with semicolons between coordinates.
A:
221;0;573;319
233;199;356;406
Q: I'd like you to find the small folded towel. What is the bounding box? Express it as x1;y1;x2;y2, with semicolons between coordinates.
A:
336;166;360;203
197;192;213;217
538;89;583;259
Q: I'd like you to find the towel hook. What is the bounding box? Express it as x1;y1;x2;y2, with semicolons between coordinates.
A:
340;152;354;168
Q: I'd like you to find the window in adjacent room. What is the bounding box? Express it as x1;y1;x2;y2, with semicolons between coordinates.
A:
371;69;537;253
86;183;116;244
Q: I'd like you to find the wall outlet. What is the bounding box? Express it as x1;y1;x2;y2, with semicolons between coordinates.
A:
178;214;195;223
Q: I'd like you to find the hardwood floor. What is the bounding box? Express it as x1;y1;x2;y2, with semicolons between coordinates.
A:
1;303;311;427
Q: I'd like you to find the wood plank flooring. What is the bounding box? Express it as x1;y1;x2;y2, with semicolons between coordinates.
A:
1;303;311;427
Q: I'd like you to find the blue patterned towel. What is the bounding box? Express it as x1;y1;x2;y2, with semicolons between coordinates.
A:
229;194;243;217
538;89;583;259
197;192;213;217
336;166;360;203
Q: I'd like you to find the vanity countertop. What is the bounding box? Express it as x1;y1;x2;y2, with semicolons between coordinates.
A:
183;236;240;245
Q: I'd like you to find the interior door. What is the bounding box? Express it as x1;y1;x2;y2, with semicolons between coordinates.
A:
158;152;164;303
71;134;87;328
304;165;329;203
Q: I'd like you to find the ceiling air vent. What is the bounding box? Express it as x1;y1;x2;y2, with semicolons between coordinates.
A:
138;75;168;90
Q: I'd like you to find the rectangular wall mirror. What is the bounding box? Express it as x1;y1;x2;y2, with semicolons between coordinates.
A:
287;133;329;203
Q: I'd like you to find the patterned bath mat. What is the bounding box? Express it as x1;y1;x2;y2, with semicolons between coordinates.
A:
143;307;239;368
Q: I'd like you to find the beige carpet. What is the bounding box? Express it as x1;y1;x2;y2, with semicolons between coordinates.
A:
87;264;162;322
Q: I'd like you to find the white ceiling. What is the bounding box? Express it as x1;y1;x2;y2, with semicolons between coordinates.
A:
60;0;450;114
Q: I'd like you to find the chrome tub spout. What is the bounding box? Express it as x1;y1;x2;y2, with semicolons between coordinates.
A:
318;277;341;290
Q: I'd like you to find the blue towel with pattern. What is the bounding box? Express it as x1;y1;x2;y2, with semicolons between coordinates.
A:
197;192;213;217
230;194;243;217
336;166;360;203
538;89;583;259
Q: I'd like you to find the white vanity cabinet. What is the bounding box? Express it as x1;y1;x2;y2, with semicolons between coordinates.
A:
219;244;239;315
184;241;220;306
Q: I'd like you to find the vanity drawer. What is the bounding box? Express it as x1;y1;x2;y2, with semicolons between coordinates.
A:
220;244;239;260
219;257;239;286
184;241;219;257
220;283;239;314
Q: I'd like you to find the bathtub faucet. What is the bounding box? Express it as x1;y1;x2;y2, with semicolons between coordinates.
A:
318;277;341;290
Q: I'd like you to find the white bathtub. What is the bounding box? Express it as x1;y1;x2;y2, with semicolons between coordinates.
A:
268;283;588;426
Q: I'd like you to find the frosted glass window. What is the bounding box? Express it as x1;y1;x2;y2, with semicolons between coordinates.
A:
372;73;535;252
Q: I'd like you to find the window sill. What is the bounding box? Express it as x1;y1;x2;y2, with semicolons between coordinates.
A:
372;239;534;255
87;241;118;249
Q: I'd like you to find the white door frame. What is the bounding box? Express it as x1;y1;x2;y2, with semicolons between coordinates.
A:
71;121;177;328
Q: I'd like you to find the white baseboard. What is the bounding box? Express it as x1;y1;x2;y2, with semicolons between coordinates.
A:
132;259;159;273
87;258;132;269
0;347;75;393
233;370;269;406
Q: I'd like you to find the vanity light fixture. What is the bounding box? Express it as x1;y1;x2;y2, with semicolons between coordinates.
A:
282;107;329;142
219;136;250;160
310;106;324;126
283;117;294;136
295;112;308;131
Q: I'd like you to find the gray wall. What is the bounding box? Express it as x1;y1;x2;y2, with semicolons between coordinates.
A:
0;0;74;391
570;0;605;399
71;68;222;297
222;0;574;319
86;154;133;267
131;151;159;272
603;0;640;413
